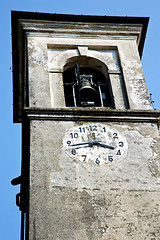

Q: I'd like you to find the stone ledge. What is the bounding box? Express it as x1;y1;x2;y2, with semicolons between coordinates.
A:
23;107;160;125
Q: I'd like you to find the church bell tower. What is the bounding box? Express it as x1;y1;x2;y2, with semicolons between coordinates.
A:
11;11;160;240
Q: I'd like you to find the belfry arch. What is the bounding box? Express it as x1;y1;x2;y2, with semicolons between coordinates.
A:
49;48;129;109
63;56;115;108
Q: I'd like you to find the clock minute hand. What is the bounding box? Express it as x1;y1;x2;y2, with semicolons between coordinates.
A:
70;140;101;147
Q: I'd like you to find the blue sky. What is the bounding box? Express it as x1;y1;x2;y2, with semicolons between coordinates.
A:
1;0;160;239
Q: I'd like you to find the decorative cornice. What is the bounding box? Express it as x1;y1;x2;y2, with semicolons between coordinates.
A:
23;108;160;125
19;20;143;41
12;11;149;55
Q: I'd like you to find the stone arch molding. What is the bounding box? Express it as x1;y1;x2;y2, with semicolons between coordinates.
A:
48;46;123;109
49;47;120;73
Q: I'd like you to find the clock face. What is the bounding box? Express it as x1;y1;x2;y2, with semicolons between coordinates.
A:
63;124;128;165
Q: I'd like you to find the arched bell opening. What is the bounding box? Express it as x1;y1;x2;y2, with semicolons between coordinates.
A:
63;57;115;108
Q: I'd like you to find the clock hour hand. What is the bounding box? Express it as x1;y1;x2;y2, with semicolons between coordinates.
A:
95;142;115;149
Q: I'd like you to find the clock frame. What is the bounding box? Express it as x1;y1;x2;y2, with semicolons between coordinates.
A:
63;123;128;165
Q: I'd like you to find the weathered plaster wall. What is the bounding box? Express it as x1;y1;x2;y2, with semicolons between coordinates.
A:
29;120;160;240
28;38;51;108
118;40;151;109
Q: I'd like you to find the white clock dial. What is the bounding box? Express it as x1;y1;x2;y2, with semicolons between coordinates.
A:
63;124;127;165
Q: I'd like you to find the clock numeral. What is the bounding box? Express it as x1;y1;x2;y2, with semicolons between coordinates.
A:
95;158;100;164
113;132;118;139
108;156;113;162
116;149;121;155
89;125;97;131
70;133;79;138
103;127;106;132
67;141;71;146
79;127;85;133
71;149;76;155
82;155;87;161
119;141;124;147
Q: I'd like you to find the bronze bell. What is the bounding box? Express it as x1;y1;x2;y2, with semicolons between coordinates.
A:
79;78;99;106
